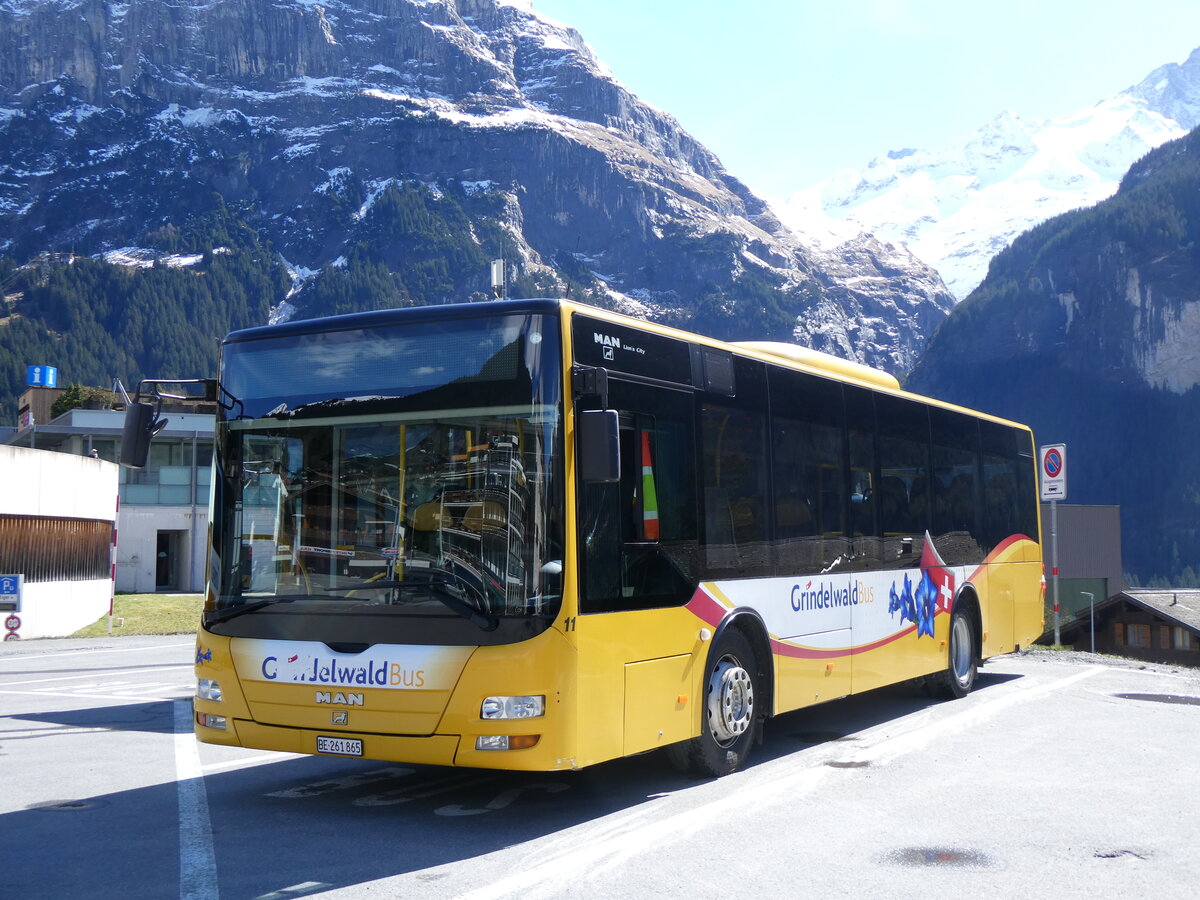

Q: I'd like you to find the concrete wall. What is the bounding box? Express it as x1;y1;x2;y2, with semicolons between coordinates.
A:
1;445;118;520
115;506;208;594
0;445;118;638
18;581;116;640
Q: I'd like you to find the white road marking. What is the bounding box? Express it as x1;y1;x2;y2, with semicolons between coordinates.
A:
0;641;193;662
266;766;416;799
66;681;137;691
0;688;186;702
113;682;194;695
174;700;219;900
253;882;330;900
0;664;192;686
203;752;302;774
354;773;496;807
1;725;114;738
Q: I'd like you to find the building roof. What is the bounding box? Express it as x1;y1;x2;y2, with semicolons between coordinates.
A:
1059;590;1200;645
1123;590;1200;634
0;408;214;448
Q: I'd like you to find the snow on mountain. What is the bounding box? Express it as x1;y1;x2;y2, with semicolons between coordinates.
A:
0;0;958;375
782;47;1200;300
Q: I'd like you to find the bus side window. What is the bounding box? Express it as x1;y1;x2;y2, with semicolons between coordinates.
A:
768;366;847;576
701;404;769;575
875;393;931;564
1015;434;1039;542
981;422;1025;554
930;408;983;565
844;385;879;568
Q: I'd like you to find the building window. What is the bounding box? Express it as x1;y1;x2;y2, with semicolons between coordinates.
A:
1174;627;1194;651
1114;623;1124;646
1126;624;1151;648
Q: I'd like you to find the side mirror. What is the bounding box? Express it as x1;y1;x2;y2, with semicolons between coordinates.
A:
119;402;167;468
578;410;620;483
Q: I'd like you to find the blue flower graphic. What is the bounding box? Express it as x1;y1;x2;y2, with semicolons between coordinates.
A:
889;574;917;626
914;571;939;638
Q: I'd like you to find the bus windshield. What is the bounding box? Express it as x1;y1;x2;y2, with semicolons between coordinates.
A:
207;312;563;645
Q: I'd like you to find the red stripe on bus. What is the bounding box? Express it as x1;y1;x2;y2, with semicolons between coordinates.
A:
967;533;1034;581
770;622;923;660
684;588;727;628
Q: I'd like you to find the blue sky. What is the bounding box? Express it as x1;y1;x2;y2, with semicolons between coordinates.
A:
534;0;1200;203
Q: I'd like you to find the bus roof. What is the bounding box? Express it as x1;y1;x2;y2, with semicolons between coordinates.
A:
559;300;1033;434
221;297;1031;434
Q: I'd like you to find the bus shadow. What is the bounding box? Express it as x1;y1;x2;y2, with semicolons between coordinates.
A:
12;700;178;734
1;669;1031;897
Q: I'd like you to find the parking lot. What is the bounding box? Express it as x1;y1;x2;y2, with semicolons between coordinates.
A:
3;637;1199;899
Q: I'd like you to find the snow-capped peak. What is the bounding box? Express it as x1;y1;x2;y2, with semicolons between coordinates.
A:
781;47;1200;300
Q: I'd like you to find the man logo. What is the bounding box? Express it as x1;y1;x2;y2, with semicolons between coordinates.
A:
593;333;621;348
315;691;364;706
331;711;348;726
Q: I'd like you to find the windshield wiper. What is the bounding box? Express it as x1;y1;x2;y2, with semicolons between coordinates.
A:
328;577;498;631
204;594;327;626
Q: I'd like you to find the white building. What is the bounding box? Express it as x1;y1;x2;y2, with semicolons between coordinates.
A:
0;445;118;638
3;406;213;595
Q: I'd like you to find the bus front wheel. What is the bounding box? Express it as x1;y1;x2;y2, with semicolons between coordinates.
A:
669;629;759;777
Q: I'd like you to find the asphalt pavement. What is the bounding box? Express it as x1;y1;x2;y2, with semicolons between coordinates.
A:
2;638;1198;899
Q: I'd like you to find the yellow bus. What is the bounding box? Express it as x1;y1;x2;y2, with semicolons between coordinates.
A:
166;298;1043;776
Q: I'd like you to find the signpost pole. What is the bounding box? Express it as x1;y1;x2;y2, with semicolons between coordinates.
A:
1082;591;1095;653
1039;443;1068;647
1051;499;1060;646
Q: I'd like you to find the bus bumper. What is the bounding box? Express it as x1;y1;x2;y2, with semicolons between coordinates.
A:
196;718;578;771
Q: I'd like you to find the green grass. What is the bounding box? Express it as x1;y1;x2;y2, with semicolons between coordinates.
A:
70;593;204;637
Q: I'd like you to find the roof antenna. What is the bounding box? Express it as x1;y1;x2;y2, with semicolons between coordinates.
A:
112;378;132;408
490;258;505;300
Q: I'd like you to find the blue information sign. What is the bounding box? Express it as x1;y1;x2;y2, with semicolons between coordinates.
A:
0;574;22;613
26;366;58;388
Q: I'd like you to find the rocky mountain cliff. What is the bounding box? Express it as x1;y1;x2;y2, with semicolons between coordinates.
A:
907;125;1200;583
785;47;1200;300
0;0;954;419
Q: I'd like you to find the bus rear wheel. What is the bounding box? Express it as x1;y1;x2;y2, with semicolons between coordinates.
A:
668;629;759;777
932;606;977;699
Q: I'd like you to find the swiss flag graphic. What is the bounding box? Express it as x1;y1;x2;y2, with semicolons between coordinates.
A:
920;532;956;616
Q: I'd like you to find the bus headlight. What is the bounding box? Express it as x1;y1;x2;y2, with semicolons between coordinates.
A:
480;695;544;719
196;679;223;702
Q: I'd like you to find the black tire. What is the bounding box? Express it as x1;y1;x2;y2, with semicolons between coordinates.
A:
932;605;977;699
667;628;759;777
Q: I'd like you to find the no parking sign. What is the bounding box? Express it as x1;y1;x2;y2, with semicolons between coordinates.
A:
1040;444;1067;501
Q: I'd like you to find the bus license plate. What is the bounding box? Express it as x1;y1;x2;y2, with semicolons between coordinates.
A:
316;736;363;757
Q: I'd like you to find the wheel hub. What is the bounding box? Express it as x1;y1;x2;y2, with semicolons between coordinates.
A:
708;658;754;745
951;615;972;686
